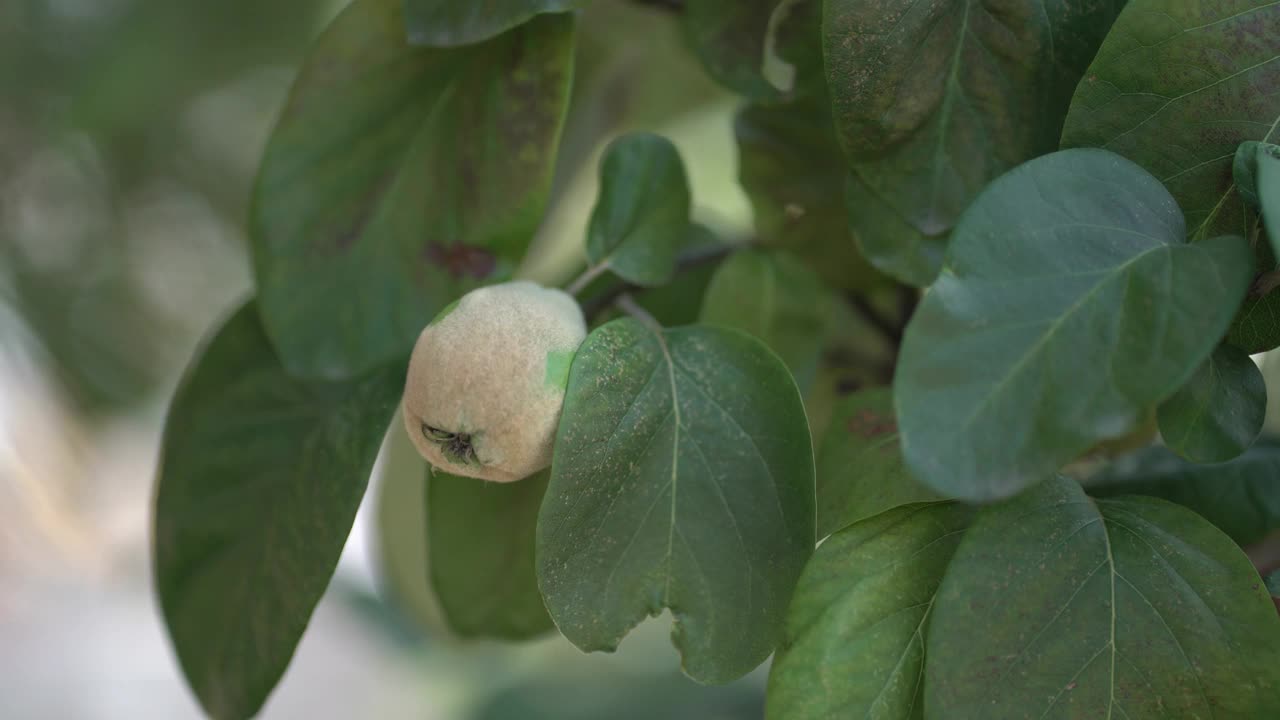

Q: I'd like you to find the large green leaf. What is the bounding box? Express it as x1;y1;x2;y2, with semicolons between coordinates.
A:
1062;0;1280;353
815;389;942;538
154;304;404;719
1262;142;1280;260
1089;441;1280;546
427;469;553;640
735;92;884;290
1062;0;1280;241
823;0;1125;285
682;0;786;101
537;318;815;683
1157;344;1267;464
895;149;1255;502
252;1;574;379
404;0;587;46
927;476;1280;718
698;248;828;390
766;502;970;720
586;132;691;287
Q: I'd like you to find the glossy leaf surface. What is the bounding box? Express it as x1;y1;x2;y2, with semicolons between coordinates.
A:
1157;344;1266;464
767;503;970;720
824;0;1125;284
927;476;1280;718
895;149;1254;501
538;318;815;683
1090;441;1280;546
586;133;692;287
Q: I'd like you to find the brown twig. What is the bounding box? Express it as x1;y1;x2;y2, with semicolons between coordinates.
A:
615;293;662;331
843;284;920;380
845;292;899;345
896;285;920;329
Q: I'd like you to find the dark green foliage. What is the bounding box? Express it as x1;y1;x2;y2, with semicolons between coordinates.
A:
538;318;814;683
927;477;1280;718
427;470;554;639
586;132;692;286
252;0;574;379
896;150;1253;501
1158;345;1267;464
146;3;1280;717
155;304;404;718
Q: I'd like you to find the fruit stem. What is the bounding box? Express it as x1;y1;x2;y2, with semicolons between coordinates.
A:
566;262;611;296
615;293;662;332
579;242;737;321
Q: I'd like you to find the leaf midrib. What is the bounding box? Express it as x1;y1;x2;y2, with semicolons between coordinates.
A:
924;0;974;224
950;242;1172;442
657;326;681;606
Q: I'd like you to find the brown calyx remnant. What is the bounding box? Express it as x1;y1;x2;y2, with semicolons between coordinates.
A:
421;423;480;466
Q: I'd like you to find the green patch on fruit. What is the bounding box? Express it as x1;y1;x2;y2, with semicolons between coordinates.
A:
544;349;575;391
430;298;461;326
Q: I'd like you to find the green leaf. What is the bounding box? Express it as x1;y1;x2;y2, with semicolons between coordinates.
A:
403;0;587;47
895;149;1255;502
815;389;943;538
1236;141;1265;210
766;502;971;720
927;476;1280;718
251;1;574;379
626;230;728;328
1262;143;1280;261
1226;177;1280;356
427;469;554;640
1157;344;1267;464
1062;0;1280;241
769;0;824;98
823;0;1125;285
154;304;404;719
374;412;448;637
1228;283;1280;355
698;248;828;390
735;93;885;290
682;0;786;101
843;171;948;288
586;133;692;287
537;318;815;683
582;228;730;329
1089;440;1280;546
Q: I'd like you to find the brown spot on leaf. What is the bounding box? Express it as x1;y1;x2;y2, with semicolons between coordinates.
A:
847;408;897;438
426;242;497;280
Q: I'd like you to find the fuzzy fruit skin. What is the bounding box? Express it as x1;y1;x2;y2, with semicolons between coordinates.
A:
402;281;586;482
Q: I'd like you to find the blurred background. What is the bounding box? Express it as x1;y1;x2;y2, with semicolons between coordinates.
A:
0;1;764;717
